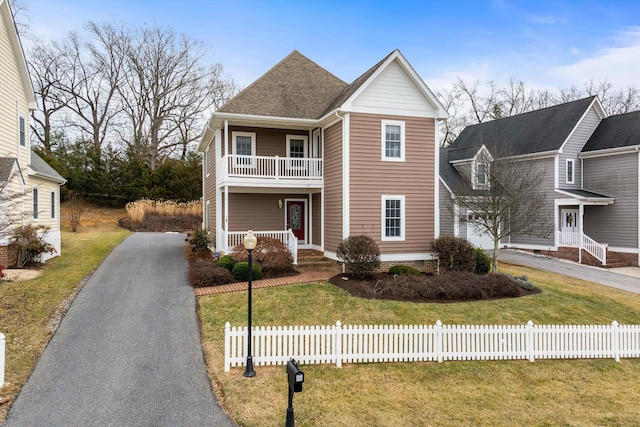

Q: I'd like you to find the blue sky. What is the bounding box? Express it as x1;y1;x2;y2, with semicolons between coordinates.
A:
22;0;640;93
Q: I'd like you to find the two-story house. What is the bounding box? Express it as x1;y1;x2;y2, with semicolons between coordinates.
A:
441;96;640;267
199;50;447;268
0;0;65;265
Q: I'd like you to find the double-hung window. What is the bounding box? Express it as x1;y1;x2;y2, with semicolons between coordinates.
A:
382;195;405;241
51;191;56;219
566;159;575;184
474;162;489;189
33;188;39;219
19;116;26;147
232;131;256;168
381;120;405;161
286;135;308;171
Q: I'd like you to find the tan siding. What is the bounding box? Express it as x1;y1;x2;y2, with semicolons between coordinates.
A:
227;126;308;157
312;193;321;246
29;176;60;231
0;10;30;172
203;137;216;237
349;113;435;254
324;121;343;253
227;193;310;232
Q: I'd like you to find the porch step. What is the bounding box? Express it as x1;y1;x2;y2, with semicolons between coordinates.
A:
296;251;339;270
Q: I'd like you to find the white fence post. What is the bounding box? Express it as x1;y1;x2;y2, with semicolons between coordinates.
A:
1;333;5;387
612;321;620;362
435;320;443;363
335;321;342;368
526;321;535;362
224;322;231;372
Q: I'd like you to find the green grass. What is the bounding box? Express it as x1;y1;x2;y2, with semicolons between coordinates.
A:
199;263;640;426
0;228;130;421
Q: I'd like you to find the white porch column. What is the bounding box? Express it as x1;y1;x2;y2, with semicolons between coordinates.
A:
224;185;229;251
215;186;222;250
321;188;325;251
223;120;229;157
578;203;584;264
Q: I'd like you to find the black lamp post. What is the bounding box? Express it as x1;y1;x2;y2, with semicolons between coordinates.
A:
243;229;257;377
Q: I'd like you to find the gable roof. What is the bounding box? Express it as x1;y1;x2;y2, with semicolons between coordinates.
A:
448;96;597;161
0;0;36;109
582;110;640;152
0;157;21;183
218;50;348;120
30;150;66;184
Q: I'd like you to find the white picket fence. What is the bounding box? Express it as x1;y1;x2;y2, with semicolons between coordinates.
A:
1;333;5;387
224;320;640;371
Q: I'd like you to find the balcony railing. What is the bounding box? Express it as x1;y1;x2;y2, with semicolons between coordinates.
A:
223;155;322;180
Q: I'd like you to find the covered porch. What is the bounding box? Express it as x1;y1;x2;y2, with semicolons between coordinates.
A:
555;189;615;265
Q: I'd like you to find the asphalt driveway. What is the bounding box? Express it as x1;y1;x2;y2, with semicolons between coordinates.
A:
4;233;235;427
499;249;640;295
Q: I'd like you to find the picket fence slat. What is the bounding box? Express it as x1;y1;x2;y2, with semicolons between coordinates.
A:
222;321;640;371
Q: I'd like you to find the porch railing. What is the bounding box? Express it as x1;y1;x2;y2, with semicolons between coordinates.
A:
220;229;298;265
557;231;607;265
224;155;322;180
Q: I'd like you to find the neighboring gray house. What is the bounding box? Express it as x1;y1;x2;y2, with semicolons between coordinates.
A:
440;96;640;267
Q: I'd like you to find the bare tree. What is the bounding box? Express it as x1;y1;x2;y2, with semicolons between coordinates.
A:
7;0;29;37
450;147;549;272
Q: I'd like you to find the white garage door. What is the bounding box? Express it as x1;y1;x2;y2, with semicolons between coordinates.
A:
466;213;494;250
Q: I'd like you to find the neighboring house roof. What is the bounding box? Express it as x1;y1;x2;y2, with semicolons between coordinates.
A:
0;157;23;184
448;96;597;161
439;148;485;196
29;150;66;184
218;50;348;119
0;0;36;109
582;110;640;152
555;188;615;204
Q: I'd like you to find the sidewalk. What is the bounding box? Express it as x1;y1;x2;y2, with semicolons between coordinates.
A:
498;249;640;295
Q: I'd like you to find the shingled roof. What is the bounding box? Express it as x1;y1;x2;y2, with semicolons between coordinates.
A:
30;150;66;183
582;110;640;152
448;96;597;161
0;157;19;183
218;50;348;119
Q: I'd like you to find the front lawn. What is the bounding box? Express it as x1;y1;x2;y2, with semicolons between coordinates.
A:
198;263;640;426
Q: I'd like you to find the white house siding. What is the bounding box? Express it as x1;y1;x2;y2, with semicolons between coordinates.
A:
558;106;601;189
508;157;557;248
583;153;638;250
28;175;61;261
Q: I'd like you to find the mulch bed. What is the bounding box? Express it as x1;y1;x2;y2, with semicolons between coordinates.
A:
119;214;202;232
329;271;541;303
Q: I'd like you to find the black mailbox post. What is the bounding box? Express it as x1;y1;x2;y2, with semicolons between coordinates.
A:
286;359;304;427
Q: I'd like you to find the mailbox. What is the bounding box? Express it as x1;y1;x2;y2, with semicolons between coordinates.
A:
287;359;304;392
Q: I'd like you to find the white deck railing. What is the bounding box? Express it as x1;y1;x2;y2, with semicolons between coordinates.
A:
224;155;322;180
221;229;298;265
557;231;607;265
224;320;640;371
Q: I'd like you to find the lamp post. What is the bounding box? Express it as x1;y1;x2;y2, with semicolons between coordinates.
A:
243;229;257;377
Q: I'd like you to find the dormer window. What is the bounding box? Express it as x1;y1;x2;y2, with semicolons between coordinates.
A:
474;162;489;189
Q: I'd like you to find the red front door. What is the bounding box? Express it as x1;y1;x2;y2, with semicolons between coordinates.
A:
286;201;305;243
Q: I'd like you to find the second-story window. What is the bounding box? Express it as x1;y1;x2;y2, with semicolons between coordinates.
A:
474;162;489;189
381;120;405;161
232;131;256;168
566;159;575;184
19;116;26;147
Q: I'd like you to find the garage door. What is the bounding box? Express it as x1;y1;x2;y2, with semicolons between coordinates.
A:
466;213;494;250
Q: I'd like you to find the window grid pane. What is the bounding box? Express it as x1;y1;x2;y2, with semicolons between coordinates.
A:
289;140;305;158
385;125;401;158
385;199;401;237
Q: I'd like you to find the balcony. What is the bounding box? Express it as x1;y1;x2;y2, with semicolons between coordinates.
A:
220;154;323;188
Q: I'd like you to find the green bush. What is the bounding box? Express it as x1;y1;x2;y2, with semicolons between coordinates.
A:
217;254;235;271
186;229;211;254
389;265;421;276
474;248;492;275
431;236;476;273
337;235;380;278
232;262;262;281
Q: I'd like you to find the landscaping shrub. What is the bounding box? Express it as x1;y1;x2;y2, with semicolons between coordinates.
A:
9;225;56;267
474;248;492;275
232;262;262;281
188;259;234;288
231;236;293;273
503;273;538;291
217;254;235;271
337;235;381;278
186;228;211;256
389;265;421;276
431;237;476;273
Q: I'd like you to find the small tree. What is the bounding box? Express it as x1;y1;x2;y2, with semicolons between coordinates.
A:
451;146;549;272
337;235;380;278
67;193;88;232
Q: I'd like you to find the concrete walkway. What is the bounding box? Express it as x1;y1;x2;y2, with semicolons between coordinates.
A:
499;249;640;295
4;233;235;427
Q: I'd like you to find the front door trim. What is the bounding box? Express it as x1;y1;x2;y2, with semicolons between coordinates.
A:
285;198;307;245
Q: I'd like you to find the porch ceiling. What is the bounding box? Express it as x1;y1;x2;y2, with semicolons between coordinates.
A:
555;188;615;205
